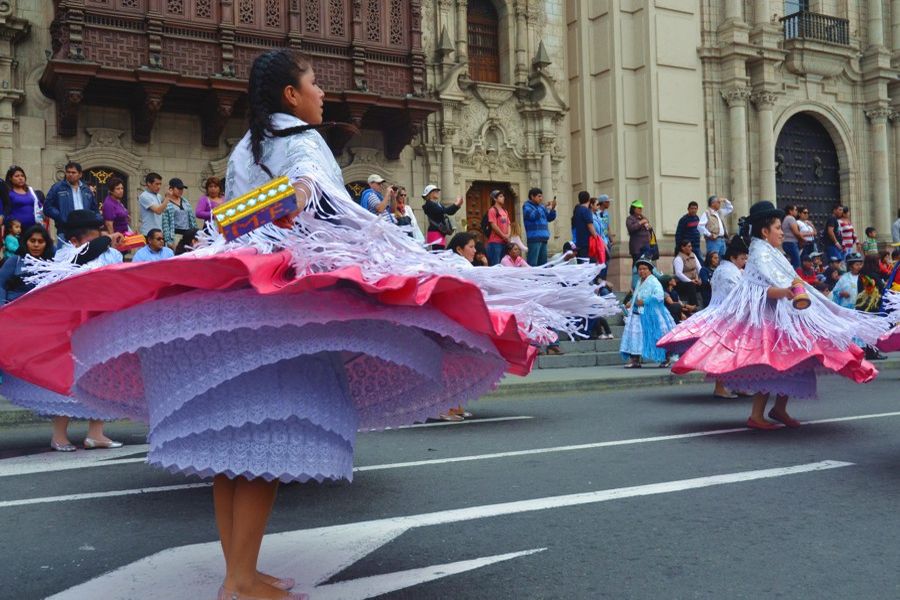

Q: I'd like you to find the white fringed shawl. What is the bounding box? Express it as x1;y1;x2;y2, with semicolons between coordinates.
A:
26;113;617;344
885;291;900;325
710;238;889;350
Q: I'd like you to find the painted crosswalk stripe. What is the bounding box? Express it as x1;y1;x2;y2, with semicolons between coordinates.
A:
47;460;853;600
387;415;533;429
2;409;898;483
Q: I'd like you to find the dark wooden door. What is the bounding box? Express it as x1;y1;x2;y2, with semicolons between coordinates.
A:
775;113;840;233
83;166;128;211
465;181;517;240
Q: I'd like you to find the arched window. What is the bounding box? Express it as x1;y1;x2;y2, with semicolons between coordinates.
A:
467;0;501;83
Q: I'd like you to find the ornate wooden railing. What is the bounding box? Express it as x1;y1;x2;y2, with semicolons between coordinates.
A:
781;11;850;46
41;0;438;156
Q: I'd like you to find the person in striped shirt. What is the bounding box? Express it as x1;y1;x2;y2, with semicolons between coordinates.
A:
839;205;861;256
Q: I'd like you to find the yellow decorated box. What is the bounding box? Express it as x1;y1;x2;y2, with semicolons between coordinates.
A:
213;176;297;241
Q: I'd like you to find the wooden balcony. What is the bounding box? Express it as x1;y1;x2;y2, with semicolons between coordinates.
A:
40;0;439;158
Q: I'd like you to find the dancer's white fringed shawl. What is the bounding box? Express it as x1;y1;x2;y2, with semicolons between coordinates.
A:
709;259;743;307
28;113;617;344
707;237;889;350
885;291;900;325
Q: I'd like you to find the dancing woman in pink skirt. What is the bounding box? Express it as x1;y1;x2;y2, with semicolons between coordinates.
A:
663;201;889;430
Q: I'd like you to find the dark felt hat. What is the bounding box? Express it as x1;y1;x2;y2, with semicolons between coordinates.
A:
634;255;656;271
747;200;785;223
65;209;104;230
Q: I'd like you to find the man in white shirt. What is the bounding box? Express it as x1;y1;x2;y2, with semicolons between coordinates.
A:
698;194;733;261
892;209;900;243
138;172;169;235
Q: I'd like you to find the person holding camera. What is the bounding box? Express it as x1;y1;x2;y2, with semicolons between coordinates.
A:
422;184;463;250
361;174;396;223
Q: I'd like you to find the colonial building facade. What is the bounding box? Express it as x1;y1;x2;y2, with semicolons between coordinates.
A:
1;1;898;277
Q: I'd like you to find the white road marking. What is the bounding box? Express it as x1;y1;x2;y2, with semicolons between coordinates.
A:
47;460;852;600
312;548;547;600
0;417;533;478
0;445;149;478
387;415;533;429
5;405;899;505
357;410;900;472
0;483;210;509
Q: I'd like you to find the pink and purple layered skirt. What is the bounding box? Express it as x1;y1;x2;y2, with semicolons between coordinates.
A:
658;307;877;400
0;250;536;483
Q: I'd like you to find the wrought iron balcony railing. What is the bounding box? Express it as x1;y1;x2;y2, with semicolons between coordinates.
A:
781;11;850;46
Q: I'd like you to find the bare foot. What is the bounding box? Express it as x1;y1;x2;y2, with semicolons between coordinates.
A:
222;577;290;599
257;572;293;590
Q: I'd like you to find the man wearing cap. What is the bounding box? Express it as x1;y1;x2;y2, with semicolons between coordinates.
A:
138;172;168;236
698;194;734;262
361;174;396;222
44;161;99;245
796;247;821;285
161;178;197;247
422;184;463;249
522;187;557;266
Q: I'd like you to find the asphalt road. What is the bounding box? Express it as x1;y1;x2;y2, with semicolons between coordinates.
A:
2;371;900;600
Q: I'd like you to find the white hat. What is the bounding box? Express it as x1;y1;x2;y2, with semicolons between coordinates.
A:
367;174;386;184
422;184;440;198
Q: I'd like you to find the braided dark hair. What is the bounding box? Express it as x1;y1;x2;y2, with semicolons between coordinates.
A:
247;49;313;165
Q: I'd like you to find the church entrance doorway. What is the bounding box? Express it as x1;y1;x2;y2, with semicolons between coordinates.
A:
83;166;129;215
775;112;841;234
465;181;517;240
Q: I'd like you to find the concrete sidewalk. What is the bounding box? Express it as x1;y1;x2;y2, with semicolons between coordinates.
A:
1;357;898;425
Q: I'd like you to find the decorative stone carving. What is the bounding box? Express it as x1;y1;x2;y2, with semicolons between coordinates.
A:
131;82;170;144
751;91;779;108
721;87;751;107
85;128;125;148
201;89;242;147
783;39;855;78
865;107;893;123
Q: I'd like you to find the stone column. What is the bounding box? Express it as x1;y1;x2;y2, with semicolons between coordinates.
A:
722;87;751;217
514;7;528;84
866;108;893;236
539;136;554;203
752;91;778;202
892;113;900;222
725;0;743;21
753;0;770;26
455;1;467;61
870;0;885;48
893;0;900;52
440;125;456;197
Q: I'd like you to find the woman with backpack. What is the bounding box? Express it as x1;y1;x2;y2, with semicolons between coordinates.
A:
484;189;511;265
422;184;463;249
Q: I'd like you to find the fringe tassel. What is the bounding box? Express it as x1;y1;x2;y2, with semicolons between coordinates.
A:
195;176;620;343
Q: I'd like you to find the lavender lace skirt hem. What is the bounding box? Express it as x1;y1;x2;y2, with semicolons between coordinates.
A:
69;287;507;483
2;375;121;420
713;364;818;401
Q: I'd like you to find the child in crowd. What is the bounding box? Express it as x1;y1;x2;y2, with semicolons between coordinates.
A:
862;227;879;255
500;242;528;267
4;219;21;260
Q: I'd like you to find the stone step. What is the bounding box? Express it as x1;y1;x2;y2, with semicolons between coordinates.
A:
537;350;626;369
